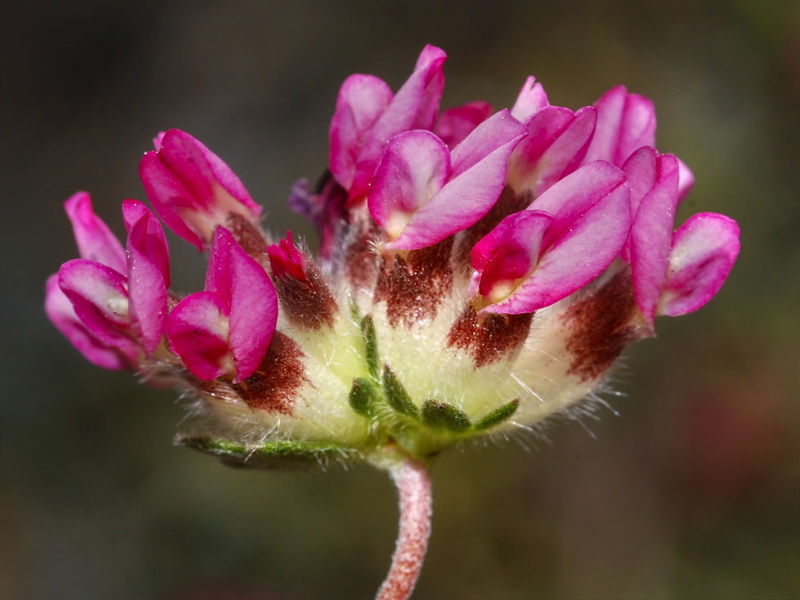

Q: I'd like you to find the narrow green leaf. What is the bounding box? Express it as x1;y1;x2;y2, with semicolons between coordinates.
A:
360;314;379;379
473;398;519;431
350;302;362;322
422;399;472;432
349;377;380;416
382;365;418;416
175;435;361;470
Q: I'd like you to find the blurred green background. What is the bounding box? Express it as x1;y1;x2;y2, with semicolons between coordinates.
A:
2;1;799;598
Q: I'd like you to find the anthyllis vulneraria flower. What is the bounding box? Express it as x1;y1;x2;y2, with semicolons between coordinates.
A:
46;45;740;600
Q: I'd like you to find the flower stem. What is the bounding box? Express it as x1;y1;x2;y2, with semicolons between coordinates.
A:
375;456;433;600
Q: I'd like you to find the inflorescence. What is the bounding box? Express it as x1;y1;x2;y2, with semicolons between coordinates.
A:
46;45;739;467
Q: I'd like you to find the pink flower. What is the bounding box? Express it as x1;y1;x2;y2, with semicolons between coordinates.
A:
48;193;170;366
368;110;526;250
140;129;261;250
657;212;740;318
165;227;278;382
471;161;631;314
507;105;597;197
623;147;739;325
329;45;447;205
47;48;741;451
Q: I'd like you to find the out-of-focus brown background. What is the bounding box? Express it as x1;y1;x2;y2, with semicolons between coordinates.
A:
2;1;799;599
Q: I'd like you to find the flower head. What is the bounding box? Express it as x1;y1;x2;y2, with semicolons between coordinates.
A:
46;46;741;600
47;46;739;466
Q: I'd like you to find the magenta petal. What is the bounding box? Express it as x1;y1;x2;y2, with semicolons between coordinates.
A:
123;200;170;354
582;86;626;164
166;292;232;381
486;177;631;314
510;76;549;122
329;74;394;189
434;101;493;148
199;226;278;381
159;130;260;215
536;106;597;188
470;210;553;301
621;146;658;213
510;107;575;183
677;157;695;201
140;130;259;249
45;275;133;370
64;192;126;273
226;236;278;382
152;131;166;150
139;150;205;250
387;113;526;250
509;106;597;196
628;153;681;324
58;259;132;346
347;45;447;202
406;44;448;130
658;213;740;317
530;161;628;238
122;200;170;284
194;140;260;217
449;110;527;177
204;226;236;302
583;86;656;166
616;94;656;164
368;130;451;239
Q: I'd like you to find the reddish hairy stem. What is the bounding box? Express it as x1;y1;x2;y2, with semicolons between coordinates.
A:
375;458;433;600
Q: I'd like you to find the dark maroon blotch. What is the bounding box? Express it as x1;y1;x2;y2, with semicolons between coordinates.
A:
563;271;641;382
343;218;382;291
274;262;338;329
375;238;454;328
231;332;307;414
447;305;533;368
225;212;267;257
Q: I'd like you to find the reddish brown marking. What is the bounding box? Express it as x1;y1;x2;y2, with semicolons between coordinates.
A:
226;213;268;257
447;306;533;367
231;332;307;414
563;272;640;382
274;262;338;329
344;219;381;291
454;186;533;269
375;239;454;328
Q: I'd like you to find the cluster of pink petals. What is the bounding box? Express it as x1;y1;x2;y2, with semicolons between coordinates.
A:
368;110;526;250
46;132;277;383
46;193;170;369
48;44;740;385
166;227;278;382
324;44;739;324
330;45;446;205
